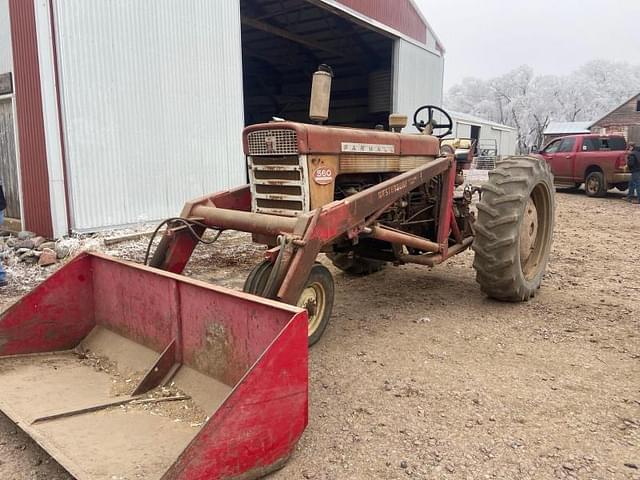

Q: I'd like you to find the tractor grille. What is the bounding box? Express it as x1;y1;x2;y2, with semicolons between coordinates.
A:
248;155;309;217
247;129;298;156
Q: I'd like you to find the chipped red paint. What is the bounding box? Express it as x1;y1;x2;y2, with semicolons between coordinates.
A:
243;122;440;157
0;252;308;479
0;255;94;356
151;186;253;274
164;309;308;479
8;0;54;237
337;0;427;43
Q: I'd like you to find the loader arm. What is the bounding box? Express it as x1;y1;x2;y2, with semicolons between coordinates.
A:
150;155;471;305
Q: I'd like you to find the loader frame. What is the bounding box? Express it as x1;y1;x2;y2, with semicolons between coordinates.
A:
151;155;473;305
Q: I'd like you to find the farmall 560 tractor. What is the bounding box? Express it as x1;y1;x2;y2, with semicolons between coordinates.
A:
0;66;555;479
150;65;556;345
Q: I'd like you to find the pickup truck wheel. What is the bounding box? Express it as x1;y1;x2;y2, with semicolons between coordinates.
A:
585;171;607;197
473;156;555;302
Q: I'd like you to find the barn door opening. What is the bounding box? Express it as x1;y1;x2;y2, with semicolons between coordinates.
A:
470;125;481;156
240;0;394;129
0;98;20;220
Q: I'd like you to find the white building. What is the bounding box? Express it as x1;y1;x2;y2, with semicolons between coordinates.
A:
0;0;446;237
447;111;517;157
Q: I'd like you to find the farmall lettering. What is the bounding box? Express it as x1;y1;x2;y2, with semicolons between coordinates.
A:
341;142;395;154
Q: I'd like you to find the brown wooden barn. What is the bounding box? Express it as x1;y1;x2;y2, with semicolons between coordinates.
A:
590;92;640;144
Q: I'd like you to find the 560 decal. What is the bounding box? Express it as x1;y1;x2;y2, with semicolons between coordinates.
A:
313;167;335;185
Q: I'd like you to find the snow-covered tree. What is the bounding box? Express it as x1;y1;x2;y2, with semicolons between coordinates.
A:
445;60;640;152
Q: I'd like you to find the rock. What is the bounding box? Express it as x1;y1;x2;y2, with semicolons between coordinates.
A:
562;463;575;471
19;250;39;263
17;231;35;240
23;255;38;265
55;244;70;259
38;248;57;266
400;460;408;469
17;239;35;249
413;317;432;324
624;463;638;470
39;241;57;251
302;471;316;479
6;237;17;248
32;236;47;249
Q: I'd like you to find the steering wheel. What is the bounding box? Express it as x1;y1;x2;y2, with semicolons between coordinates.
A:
413;105;453;138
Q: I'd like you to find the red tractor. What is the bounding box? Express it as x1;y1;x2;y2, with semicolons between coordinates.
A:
0;66;556;480
150;67;555;345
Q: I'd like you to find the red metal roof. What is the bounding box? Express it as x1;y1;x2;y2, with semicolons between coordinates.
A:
9;0;54;237
336;0;427;43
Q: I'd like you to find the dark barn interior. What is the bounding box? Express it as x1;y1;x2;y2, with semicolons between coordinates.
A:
240;0;394;128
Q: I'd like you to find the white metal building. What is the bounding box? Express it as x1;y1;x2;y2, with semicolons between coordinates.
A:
1;0;445;237
447;111;517;157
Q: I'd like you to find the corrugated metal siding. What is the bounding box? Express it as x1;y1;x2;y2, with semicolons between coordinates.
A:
337;0;427;43
53;0;245;231
393;39;444;121
0;0;12;74
8;0;53;237
0;99;20;218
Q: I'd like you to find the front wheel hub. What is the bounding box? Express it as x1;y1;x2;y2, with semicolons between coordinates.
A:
298;283;325;336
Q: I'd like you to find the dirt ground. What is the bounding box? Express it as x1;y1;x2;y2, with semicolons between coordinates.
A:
0;189;638;480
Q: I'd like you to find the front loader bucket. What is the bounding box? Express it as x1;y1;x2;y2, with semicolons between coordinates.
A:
0;252;308;480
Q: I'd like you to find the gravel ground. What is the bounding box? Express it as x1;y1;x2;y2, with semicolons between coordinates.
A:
0;189;638;480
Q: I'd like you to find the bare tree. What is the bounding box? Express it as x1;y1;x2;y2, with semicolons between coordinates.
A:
445;60;640;153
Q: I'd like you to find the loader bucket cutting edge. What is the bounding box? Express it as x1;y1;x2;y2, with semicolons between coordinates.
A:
0;252;308;480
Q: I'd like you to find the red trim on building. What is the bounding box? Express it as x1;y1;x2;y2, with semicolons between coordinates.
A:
8;0;54;238
336;0;427;43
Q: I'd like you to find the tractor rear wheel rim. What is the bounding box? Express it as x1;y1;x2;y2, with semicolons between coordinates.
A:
519;197;538;266
298;282;326;336
520;184;551;281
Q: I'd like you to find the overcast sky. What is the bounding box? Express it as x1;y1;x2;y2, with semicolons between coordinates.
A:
415;0;640;89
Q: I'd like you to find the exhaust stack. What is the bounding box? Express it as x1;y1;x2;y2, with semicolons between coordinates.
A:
309;64;333;124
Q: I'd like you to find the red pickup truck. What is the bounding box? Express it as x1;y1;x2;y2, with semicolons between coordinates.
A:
535;134;629;197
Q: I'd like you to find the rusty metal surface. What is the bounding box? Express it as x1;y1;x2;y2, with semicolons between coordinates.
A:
151;186;252;274
436;160;457;250
243;122;440;157
369;224;441;253
132;340;177;396
399;236;473;267
277;158;451;304
190;206;299;237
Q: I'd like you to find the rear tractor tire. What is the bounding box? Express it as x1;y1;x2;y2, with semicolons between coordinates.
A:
327;252;386;276
244;261;334;346
473;156;555;302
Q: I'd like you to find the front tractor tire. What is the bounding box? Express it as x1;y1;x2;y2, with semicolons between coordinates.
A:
244;261;334;346
473;156;555;302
